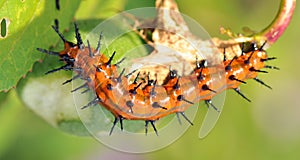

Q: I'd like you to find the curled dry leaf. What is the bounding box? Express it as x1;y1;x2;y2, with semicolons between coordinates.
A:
129;0;295;84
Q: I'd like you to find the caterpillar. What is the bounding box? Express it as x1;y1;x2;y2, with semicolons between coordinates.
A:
36;22;277;135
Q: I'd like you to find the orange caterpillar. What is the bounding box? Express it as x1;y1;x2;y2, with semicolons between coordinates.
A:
37;23;277;135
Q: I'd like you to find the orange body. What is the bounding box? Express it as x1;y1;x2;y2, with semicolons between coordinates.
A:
57;39;268;121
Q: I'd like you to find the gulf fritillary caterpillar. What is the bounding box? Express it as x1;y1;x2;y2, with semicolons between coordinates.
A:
36;21;277;135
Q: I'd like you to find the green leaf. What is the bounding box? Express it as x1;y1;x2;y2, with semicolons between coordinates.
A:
57;120;91;136
0;0;81;92
76;0;125;20
0;91;8;107
0;91;24;157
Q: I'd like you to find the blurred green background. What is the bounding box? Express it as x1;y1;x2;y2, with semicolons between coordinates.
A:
1;0;300;159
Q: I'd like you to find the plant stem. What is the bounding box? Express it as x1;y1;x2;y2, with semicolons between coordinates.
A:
256;0;296;47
